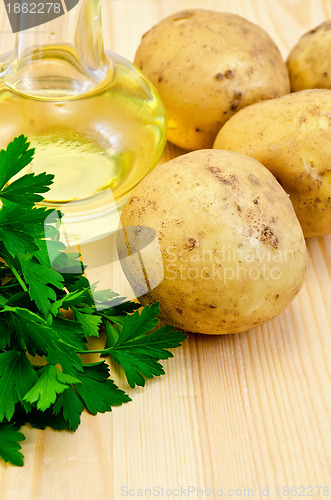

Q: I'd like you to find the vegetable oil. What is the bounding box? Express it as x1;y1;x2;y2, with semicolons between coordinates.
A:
0;50;166;207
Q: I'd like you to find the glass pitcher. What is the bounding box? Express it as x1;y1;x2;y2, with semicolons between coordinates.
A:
0;0;166;243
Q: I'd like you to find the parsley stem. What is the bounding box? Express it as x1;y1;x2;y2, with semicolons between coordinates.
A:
78;348;112;355
8;264;28;293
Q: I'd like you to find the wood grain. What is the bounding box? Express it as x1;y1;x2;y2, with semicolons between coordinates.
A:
0;1;331;499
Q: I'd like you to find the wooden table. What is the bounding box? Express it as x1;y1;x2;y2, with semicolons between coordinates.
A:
1;1;330;498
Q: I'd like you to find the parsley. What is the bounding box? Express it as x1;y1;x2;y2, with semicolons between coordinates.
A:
0;424;25;466
0;136;187;466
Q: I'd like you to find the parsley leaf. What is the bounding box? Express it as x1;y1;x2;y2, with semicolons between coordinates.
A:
0;202;53;256
74;362;131;414
53;387;84;431
0;424;25;466
0;350;37;421
19;256;64;317
0;172;54;205
102;304;187;388
13;405;71;431
23;365;81;412
0;315;11;350
72;307;103;337
52;317;88;352
0;135;34;190
3;306;84;374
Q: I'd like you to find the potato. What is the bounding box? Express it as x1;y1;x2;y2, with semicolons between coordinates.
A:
213;89;331;237
120;150;307;335
287;20;331;91
134;9;290;150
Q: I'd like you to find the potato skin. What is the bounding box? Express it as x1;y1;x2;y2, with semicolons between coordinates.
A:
287;20;331;91
134;9;290;150
120;150;306;335
214;89;331;237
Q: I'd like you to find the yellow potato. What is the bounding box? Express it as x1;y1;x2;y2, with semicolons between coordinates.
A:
213;89;331;237
134;9;290;150
287;20;331;91
120;150;306;335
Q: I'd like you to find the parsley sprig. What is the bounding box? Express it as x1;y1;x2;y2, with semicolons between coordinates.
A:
0;136;186;466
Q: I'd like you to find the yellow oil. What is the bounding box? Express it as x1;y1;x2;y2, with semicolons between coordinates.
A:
11;132;128;202
0;50;166;207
